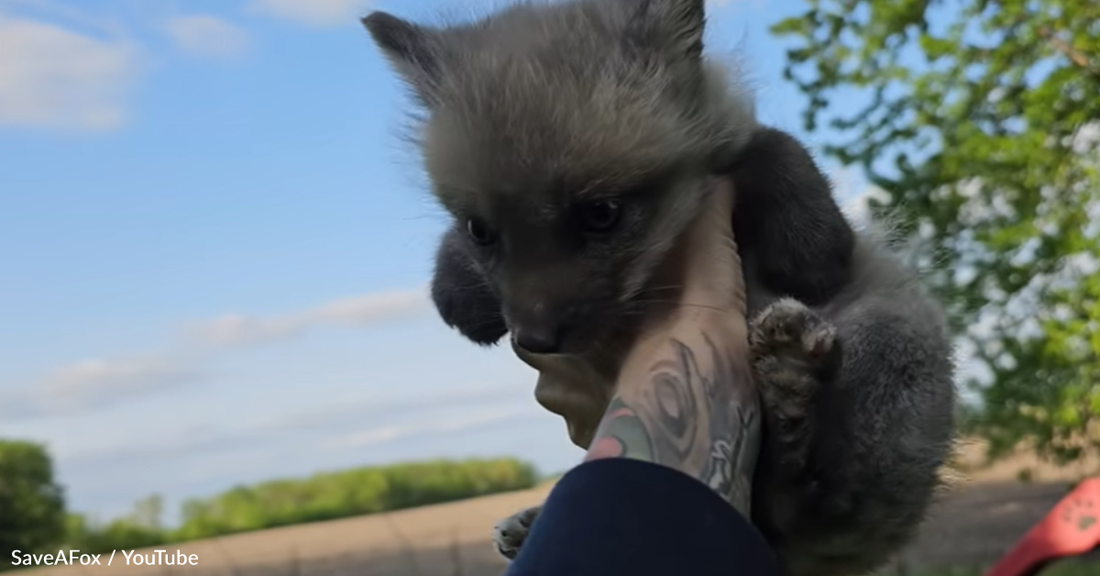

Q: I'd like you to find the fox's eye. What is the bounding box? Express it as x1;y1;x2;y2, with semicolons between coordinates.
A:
580;200;622;232
466;217;495;246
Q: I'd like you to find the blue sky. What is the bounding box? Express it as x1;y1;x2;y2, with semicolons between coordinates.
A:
0;0;874;526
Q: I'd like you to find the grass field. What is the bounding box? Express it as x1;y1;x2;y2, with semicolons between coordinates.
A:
20;440;1100;576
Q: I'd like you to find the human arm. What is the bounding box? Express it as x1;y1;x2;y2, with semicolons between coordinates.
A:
503;178;778;576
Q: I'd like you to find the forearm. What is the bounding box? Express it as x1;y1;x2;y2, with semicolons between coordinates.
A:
583;314;760;516
505;317;779;576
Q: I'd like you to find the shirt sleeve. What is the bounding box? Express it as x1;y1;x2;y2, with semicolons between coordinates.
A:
503;458;782;576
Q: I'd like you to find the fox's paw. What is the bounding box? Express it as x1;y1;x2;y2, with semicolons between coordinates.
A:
492;505;541;561
750;297;838;370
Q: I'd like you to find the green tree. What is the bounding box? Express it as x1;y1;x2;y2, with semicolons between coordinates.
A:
772;0;1100;462
63;513;167;556
127;494;164;531
0;440;66;569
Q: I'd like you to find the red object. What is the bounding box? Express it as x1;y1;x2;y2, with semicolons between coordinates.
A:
983;477;1100;576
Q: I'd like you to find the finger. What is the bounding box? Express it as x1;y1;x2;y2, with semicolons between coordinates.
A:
679;176;746;316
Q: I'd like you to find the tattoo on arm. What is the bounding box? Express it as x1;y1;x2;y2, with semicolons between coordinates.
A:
584;333;760;516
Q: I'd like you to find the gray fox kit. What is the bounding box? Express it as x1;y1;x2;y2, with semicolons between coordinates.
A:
363;0;957;574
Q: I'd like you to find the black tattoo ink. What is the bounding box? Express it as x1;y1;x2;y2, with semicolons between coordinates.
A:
588;331;760;516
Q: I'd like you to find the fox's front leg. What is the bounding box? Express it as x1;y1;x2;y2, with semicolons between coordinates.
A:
748;298;840;542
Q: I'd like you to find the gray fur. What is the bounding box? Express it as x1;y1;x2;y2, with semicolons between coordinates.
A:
747;234;957;576
363;1;957;574
364;0;757;355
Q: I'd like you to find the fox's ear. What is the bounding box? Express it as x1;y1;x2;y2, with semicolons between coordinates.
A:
628;0;706;61
362;11;444;106
730;127;856;305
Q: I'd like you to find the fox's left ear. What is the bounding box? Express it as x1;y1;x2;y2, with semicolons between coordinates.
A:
362;11;445;106
627;0;706;61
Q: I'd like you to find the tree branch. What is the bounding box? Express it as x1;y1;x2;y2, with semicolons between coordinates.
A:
1037;26;1100;81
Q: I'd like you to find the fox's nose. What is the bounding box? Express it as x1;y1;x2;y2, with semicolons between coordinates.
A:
512;324;562;354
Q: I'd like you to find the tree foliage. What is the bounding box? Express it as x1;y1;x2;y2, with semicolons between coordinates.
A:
0;440;536;558
63;513;168;556
772;0;1100;462
0;441;65;570
62;494;169;555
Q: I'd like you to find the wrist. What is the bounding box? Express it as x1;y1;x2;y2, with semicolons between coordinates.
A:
586;323;760;516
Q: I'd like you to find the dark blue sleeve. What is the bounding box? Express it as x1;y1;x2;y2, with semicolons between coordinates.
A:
503;458;781;576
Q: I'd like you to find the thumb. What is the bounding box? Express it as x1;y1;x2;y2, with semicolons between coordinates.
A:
678;176;746;318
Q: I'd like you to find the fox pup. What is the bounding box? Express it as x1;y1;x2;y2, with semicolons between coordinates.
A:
363;0;957;574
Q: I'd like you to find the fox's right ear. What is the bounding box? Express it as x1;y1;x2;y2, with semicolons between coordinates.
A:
431;226;509;347
362;12;444;106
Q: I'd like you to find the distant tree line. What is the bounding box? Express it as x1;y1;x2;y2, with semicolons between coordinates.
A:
173;458;538;540
1;440;538;569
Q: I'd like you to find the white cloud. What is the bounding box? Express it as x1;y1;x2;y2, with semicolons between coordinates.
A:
2;356;199;420
255;383;530;435
165;15;249;60
0;0;123;37
246;0;373;27
37;357;193;399
322;405;535;450
9;287;432;421
184;287;430;348
311;289;429;325
57;384;531;464
0;11;139;131
183;313;304;348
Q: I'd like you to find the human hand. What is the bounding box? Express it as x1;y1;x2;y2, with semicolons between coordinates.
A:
648;174;747;327
584;176;761;515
